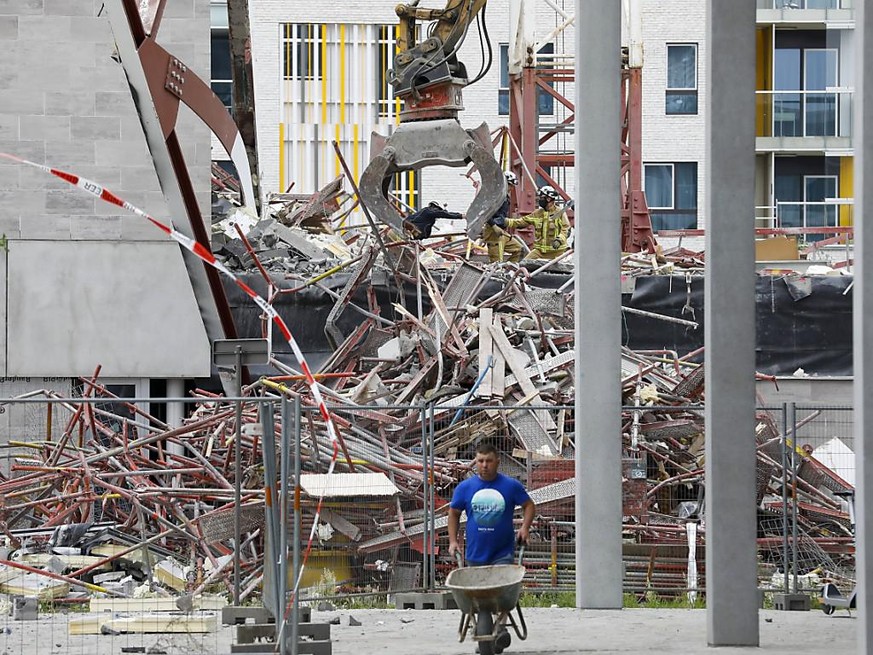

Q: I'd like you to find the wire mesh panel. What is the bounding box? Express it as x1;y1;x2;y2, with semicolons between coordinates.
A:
0;390;859;654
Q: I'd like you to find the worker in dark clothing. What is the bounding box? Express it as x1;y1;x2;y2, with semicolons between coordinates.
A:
403;201;463;240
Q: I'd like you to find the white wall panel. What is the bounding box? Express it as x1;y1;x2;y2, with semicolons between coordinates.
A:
7;241;210;378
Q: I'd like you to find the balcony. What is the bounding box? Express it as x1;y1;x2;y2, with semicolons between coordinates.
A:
770;200;853;241
756;89;853;152
757;0;854;26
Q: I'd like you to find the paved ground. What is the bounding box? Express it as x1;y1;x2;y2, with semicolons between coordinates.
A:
0;606;859;654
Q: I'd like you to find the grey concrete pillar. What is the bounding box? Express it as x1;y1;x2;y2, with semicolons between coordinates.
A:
705;0;759;646
854;1;872;651
166;378;185;456
574;0;623;609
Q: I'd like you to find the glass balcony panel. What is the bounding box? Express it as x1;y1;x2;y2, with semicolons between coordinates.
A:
756;90;852;138
777;203;803;229
774;94;801;136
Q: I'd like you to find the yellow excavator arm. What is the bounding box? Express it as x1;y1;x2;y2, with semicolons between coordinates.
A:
390;0;489;107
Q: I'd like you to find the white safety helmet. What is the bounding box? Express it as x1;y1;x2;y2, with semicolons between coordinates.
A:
504;171;518;187
536;185;561;201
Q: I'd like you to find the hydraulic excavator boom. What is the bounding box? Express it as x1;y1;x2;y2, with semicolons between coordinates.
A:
359;0;505;239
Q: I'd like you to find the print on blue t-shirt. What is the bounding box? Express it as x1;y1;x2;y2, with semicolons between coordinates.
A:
470;488;506;528
450;472;530;564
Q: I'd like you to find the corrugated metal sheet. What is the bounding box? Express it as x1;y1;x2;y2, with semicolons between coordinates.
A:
300;472;400;498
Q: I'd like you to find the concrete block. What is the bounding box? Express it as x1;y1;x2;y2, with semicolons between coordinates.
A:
94;91;134;117
71;116;120;141
44;0;91;15
44;188;95;215
20;115;70;142
18;15;70;42
70;16;111;43
231;641;331;655
0;15;17;39
46;91;95;117
0;88;44;114
45;140;96;167
0;139;44;164
17;213;70;239
394;591;458;610
222;604;312;626
0;1;45;16
773;593;811;612
94;140;150;167
0;215;21;238
222;605;274;625
119;166;162;192
0;114;18;139
237;622;331;644
12;596;37;621
71;215;122;240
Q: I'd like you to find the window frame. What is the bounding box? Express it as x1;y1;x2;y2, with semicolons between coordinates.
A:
498;42;555;116
665;43;699;116
643;163;675;210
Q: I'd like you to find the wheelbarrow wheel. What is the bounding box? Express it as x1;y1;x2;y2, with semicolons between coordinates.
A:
476;611;495;655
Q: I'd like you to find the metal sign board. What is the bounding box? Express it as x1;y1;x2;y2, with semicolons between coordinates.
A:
211;338;270;366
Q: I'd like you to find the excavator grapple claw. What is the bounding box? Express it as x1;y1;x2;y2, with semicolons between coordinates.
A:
359;118;506;240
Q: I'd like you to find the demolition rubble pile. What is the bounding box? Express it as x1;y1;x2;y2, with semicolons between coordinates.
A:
0;182;854;618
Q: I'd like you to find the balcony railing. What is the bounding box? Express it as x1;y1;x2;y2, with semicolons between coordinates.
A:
774;200;853;240
756;89;853;139
757;0;852;9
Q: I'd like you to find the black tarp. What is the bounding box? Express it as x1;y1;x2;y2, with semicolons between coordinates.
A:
224;272;853;377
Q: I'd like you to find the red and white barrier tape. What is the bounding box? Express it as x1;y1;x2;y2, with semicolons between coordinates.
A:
0;152;339;604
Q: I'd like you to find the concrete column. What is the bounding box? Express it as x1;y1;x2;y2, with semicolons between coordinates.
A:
166;378;186;456
854;2;872;652
574;0;622;609
705;0;759;646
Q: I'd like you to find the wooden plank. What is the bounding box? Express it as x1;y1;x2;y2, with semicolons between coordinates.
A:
488;319;555;430
90;596;227;613
69;613;218;635
476;308;493;398
503;349;575;388
312;507;361;542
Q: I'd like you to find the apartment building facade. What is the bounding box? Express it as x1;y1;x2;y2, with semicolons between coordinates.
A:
755;0;855;234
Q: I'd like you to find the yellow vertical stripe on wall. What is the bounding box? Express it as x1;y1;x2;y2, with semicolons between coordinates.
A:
279;122;286;192
394;28;401;121
339;24;346;124
335;124;342;178
840;157;854;226
755;27;773;138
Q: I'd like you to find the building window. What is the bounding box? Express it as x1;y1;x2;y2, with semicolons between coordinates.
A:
211;28;232;112
773;45;838;137
498;43;555;116
666;44;698;115
644;162;697;231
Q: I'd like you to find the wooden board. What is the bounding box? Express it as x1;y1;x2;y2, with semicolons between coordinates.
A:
476;308;493;398
488;319;556;430
69;612;218;635
89;596;227;613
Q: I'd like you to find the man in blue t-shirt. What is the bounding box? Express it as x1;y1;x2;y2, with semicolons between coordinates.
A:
448;442;535;566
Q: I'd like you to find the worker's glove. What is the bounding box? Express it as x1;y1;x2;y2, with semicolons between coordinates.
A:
552;239;562;249
488;216;507;228
566;199;575;210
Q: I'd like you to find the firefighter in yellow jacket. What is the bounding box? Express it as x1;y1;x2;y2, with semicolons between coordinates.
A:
481;171;525;262
490;185;570;260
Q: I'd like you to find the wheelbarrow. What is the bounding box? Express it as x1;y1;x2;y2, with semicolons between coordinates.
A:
446;548;528;655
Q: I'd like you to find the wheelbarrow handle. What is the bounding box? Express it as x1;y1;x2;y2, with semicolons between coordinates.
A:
455;551;463;568
517;544;525;567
